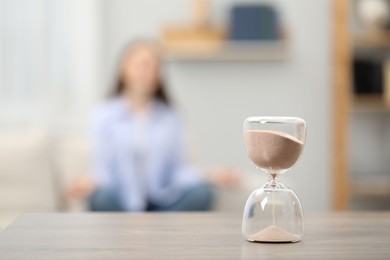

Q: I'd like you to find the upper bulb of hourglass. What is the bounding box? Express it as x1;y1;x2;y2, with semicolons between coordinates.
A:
244;129;304;174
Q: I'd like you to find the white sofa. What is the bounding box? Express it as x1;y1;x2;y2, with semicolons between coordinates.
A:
0;129;252;229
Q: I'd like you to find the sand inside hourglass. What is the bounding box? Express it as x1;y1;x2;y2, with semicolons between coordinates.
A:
245;130;303;242
249;225;299;242
244;130;303;171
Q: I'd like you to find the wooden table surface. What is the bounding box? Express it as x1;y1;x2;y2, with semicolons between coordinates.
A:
0;212;389;259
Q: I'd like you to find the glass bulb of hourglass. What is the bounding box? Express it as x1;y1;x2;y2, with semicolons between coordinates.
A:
242;117;306;243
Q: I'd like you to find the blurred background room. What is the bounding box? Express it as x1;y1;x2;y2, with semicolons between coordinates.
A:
0;0;389;228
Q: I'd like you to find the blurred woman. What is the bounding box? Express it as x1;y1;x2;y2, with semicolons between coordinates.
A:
79;40;238;211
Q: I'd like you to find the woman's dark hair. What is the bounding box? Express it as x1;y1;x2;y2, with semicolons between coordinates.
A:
110;40;170;105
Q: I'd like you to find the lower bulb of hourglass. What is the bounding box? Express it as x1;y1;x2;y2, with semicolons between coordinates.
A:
242;182;304;243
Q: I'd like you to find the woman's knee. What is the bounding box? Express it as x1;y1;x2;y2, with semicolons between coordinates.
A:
88;187;123;211
182;183;215;211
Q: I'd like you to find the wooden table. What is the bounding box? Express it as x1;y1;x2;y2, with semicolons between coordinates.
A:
0;212;389;259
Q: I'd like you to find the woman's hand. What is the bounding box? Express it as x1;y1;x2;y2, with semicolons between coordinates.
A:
207;167;242;189
65;176;96;201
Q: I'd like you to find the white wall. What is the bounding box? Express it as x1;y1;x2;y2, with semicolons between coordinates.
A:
0;0;102;128
102;0;332;212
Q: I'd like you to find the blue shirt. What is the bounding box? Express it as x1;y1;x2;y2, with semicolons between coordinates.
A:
91;97;202;211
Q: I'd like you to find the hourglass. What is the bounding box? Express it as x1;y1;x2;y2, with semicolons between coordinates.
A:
242;116;306;243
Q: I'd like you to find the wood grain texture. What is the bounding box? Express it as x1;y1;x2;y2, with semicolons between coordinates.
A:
332;0;352;210
0;212;390;259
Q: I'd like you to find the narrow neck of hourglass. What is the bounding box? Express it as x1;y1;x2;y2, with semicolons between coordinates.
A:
268;172;278;185
266;171;284;189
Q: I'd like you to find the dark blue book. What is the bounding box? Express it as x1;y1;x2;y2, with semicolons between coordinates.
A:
229;4;279;41
353;58;383;94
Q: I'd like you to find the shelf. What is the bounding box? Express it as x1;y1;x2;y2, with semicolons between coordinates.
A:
162;40;289;62
352;94;390;113
353;31;390;49
351;174;390;197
